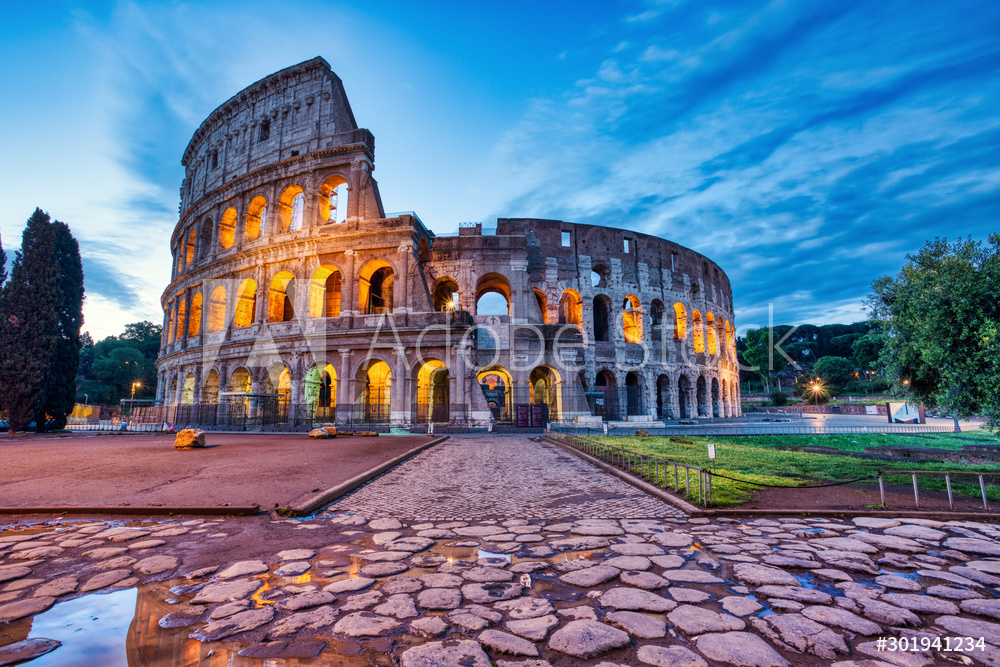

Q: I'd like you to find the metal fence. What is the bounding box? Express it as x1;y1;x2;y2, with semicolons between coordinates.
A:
552;424;955;436
877;469;999;511
547;431;713;507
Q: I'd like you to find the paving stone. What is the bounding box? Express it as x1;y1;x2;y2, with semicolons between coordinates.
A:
659;569;724;584
754;613;848;659
400;639;491;667
650;532;694;547
505;614;559;640
600;587;677;612
851;533;925;553
323;577;376;595
606;610;667;638
755;585;832;604
128;539;167;550
238;640;328;659
417;588;462;609
216;560;269;579
135;555;179;575
158;609;204;628
385;537;436;553
449;611;490;631
813;569;853;582
382;576;423;594
210;600;251;619
959;598;1000;620
762;555;819;568
733;563;801;586
279;591;335;611
572;524;625;536
942;537;1000;556
800;604;882;635
770;599;804;613
341;590;383;611
669;587;712;603
495;596;554;619
373;593;419;619
880;593;959;615
275;561;312;576
478;628;540;656
852;517;901;530
610;542;665;556
369;518;404;531
559;565;620;587
276;548;316;560
949;565;1000;586
190;607;275;641
420;573;464;588
696;631;791;667
557;605;597;620
509;561;549;574
873;574;921;591
0;638;61;665
0;596;55;623
668;604;745;634
934;615;1000;645
409;616;448;637
81;547;129;559
462;566;514;583
914;568;982;587
360;551;411;562
33;576;77;598
926;584;981;600
621;571;668;589
885;525;948;541
80;569;131;592
719;596;763;616
853;640;934;666
967;559;1000;575
461;582;522;604
549;536;611;551
604;555;652;571
856;598;921;627
547;619;631;659
191;578;263;604
636;645;708;667
0;567;31;584
93;555;137;570
333;611;401;637
360;561;409;577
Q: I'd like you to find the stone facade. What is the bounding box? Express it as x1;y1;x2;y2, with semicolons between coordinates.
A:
155;57;740;427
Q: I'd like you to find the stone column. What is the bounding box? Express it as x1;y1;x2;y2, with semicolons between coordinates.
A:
397;243;411;314
508;259;528;324
338;349;352;420
347;158;366;220
173;366;186;405
193;365;202;404
254;263;266;324
454;341;469;425
392;346;407;425
343;249;356;315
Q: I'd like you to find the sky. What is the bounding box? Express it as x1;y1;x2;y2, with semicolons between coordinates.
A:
1;0;997;341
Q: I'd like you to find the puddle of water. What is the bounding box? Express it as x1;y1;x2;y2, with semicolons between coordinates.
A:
19;588;137;666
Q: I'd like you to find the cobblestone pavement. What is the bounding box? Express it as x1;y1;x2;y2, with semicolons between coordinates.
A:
325;435;686;521
1;433;1000;666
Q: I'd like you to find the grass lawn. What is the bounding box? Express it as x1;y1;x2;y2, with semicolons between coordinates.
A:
584;431;1000;507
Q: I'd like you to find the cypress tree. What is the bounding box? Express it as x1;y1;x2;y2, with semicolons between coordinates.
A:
0;209;60;434
41;221;85;430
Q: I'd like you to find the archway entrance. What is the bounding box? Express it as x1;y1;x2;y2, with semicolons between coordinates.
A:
306;363;337;420
656;374;671;420
415;360;450;423
594;370;618;420
529;366;560;422
696;376;708;417
711;377;720;418
477;366;512;421
357;360;391;423
678;376;690;419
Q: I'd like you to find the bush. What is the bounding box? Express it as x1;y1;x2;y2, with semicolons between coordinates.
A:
769;390;789;406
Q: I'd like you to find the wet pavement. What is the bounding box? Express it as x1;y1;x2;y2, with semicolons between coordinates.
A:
0;434;999;666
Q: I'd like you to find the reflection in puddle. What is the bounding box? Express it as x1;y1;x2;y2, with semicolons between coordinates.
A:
21;588;136;666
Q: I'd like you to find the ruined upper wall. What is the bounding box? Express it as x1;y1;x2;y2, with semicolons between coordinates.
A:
178;57;364;214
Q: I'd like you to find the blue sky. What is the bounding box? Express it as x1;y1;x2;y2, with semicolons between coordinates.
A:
1;0;997;340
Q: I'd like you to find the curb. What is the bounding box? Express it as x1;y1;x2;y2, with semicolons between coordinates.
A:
0;505;260;517
543;436;704;516
281;435;450;517
707;508;1000;521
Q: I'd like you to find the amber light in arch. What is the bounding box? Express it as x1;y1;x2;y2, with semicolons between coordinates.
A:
219;207;237;249
622;295;643;343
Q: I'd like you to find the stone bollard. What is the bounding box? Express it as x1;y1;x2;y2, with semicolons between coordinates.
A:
174;429;206;449
309;428;329;439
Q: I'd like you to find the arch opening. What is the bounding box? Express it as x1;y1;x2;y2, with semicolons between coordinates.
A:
533;289;548;324
245;195;267;241
625;371;643;416
278;185;305;232
477;366;512;421
707;312;717;354
268;271;296;322
673;303;687;340
593;295;611;342
188;292;202;337
692;309;704;353
218;207;237;250
233;279;257;328
678;375;691;419
622;295;643;343
356;360;391;423
696;376;708;417
558;290;583;326
433;278;460;312
656;374;672;420
203;369;220;404
529;366;560;422
711;377;721;418
475;274;511;316
207;285;227;333
319;175;349;224
310;266;342;318
415;360;449;423
306;363;337;419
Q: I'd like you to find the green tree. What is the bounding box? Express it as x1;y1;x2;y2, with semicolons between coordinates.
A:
812;356;856;393
851;333;885;370
868;235;1000;432
0;209;60;434
91;347;149;397
36;221;84;431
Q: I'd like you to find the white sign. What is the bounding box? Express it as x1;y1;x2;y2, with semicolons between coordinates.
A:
707;443;716;459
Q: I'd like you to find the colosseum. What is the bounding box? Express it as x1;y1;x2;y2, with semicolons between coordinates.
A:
154;57;740;430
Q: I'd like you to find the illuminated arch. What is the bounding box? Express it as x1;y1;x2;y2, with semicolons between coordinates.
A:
198;217;213;260
433;277;460;311
310;266;342;317
533;288;549;324
673;303;687;340
268;271;295;322
477;365;512;420
622;295;642;343
318;174;349;224
278;184;305;232
233;279;257;328
245;195;267;241
558;289;583;326
692;310;704;353
306;363;338;418
415;359;449;423
706;312;717;354
203;369;220;404
356;359;391;422
207;285;226;333
184;228;196;269
188;292;202;337
229;367;251;393
181;372;195;405
529;365;561;420
218;207;237;249
359;259;394;315
174;295;186;343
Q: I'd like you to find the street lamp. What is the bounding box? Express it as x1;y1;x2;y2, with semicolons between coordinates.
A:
131;381;141;402
810;380;823;406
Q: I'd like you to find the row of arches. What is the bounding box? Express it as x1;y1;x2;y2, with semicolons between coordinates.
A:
173;174;350;276
165;261;395;343
166;358;451;424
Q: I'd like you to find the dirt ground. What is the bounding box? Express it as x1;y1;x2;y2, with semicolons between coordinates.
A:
0;432;433;510
744;478;996;513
